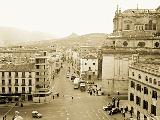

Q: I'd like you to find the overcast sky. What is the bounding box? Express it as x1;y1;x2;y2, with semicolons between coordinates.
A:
0;0;159;37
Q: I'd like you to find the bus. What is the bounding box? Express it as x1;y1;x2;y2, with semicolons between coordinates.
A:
33;91;52;103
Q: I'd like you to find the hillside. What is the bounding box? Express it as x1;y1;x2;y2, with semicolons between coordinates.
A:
0;27;55;47
21;33;108;48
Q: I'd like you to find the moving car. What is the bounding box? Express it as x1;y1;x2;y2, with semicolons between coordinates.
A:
103;103;113;111
108;107;120;115
32;111;42;118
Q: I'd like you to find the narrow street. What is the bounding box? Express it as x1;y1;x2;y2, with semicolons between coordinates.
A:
0;62;126;120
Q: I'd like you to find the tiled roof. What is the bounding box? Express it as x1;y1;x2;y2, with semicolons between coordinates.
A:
0;63;35;72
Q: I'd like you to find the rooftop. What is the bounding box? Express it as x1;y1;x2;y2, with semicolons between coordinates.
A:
0;63;35;72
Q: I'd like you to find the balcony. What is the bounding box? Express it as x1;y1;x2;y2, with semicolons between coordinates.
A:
21;83;26;86
28;84;32;86
2;83;5;86
29;75;32;78
8;83;12;86
22;76;26;78
14;83;19;86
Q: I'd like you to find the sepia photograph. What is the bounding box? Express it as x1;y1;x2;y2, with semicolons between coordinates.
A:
0;0;160;120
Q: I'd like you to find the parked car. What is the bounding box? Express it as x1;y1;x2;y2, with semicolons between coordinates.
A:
103;103;113;111
66;73;70;78
71;75;76;81
32;111;42;118
108;107;120;115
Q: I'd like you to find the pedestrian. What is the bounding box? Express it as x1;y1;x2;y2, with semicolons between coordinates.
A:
129;109;133;117
53;95;54;99
117;101;119;108
122;109;125;119
72;96;73;99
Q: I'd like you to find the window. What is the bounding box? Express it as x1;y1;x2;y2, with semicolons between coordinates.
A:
132;72;134;76
126;24;130;30
85;63;87;65
151;105;156;116
131;81;135;89
15;72;18;77
130;93;134;101
29;87;32;93
145;24;148;30
29;79;32;86
22;87;25;93
158;81;160;86
153;79;157;85
36;72;39;75
8;79;11;85
149;20;153;30
138;74;141;79
149;78;152;83
22;79;25;86
36;78;39;82
136;84;141;92
15;87;18;93
152;90;157;100
2;72;4;77
9;72;11;77
36;65;39;69
22;72;25;78
89;67;91;71
15;79;18;86
153;23;156;30
144;87;148;94
93;72;95;75
2;87;5;93
93;63;95;65
2;80;5;86
136;96;141;106
145;76;148;81
8;87;11;93
29;72;32;78
143;100;148;110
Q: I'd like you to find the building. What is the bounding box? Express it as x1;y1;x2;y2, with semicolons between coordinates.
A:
0;63;35;102
104;5;160;49
113;6;160;37
35;51;52;92
128;55;160;120
80;54;98;81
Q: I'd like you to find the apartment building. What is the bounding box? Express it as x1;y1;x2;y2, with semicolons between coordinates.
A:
35;51;52;92
80;54;98;81
0;63;35;102
128;59;160;120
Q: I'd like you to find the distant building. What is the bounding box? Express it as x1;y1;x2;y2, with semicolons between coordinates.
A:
128;56;160;120
80;54;98;81
0;63;35;102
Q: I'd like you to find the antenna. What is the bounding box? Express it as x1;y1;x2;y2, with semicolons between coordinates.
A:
137;4;139;10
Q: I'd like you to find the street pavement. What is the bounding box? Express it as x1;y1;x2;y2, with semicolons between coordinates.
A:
0;62;130;120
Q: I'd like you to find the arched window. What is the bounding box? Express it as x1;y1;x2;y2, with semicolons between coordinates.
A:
154;42;159;48
123;41;128;47
145;76;148;81
149;20;152;30
126;24;130;30
137;42;145;47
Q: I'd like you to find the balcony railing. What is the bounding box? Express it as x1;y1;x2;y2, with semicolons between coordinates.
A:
2;83;5;86
21;83;26;86
14;83;19;86
8;83;12;86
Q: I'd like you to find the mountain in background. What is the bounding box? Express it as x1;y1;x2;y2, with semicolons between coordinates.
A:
0;27;55;47
21;33;108;48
